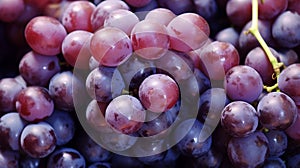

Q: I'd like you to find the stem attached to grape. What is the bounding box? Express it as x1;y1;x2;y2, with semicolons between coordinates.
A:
247;0;284;92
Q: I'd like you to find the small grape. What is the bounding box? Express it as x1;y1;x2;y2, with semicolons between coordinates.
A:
46;148;86;167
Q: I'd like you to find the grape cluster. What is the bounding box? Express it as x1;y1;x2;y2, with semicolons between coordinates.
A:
0;0;300;167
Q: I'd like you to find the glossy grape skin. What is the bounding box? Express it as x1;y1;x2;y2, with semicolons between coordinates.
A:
227;131;269;168
272;11;300;48
144;8;176;26
16;86;54;122
166;13;210;52
257;92;297;130
46;148;86;168
61;1;95;32
49;71;80;111
285;107;300;141
91;0;129;31
278;63;300;105
90;27;133;67
19;51;61;87
264;130;288;157
0;149;19;168
25;16;67;55
174;119;212;158
0;113;27;151
226;0;252;27
105;95;146;134
61;30;93;68
214;27;239;49
224;65;263;103
139;74;179;113
245;47;277;86
258;0;288;20
131;20;170;60
20;122;56;158
0;78;25;112
221;101;258;137
199;41;240;80
86;66;125;103
45;110;75;146
0;0;25;22
104;9;139;36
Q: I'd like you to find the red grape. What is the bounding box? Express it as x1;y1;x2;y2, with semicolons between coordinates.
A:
258;0;288;20
124;0;151;8
144;8;176;26
0;0;25;22
226;0;252;27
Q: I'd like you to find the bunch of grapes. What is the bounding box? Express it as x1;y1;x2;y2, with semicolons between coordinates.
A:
0;0;300;167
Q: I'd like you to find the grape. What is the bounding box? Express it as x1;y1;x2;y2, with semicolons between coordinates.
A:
104;9;139;36
288;0;300;14
105;95;146;134
20;122;56;158
199;41;240;80
0;149;19;168
264;130;288;157
133;0;158;12
24;0;60;10
166;13;210;52
90;0;129;31
124;0;151;8
193;147;223;168
272;11;300;48
257;92;297;130
131;20;170;60
0;113;27;150
86;66;125;103
19;155;46;168
193;68;211;94
285;107;300;141
88;162;112;168
278;63;300;105
139;74;179;113
16;86;54;122
45;110;75;146
75;132;112;163
227;131;269;168
144;8;176;26
263;157;286;168
193;0;218;20
24;16;67;56
0;78;25;113
43;1;71;21
61;30;93;68
61;1;95;32
46;148;86;167
173;119;212;158
244;47;277;86
214;27;239;49
0;0;25;22
224;65;263;103
276;49;299;67
19;51;61;87
258;0;288;20
226;0;252;27
221;101;259;137
90;27;133;67
156;0;194;15
49;71;81;111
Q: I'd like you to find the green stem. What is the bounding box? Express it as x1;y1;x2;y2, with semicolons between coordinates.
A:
248;0;283;92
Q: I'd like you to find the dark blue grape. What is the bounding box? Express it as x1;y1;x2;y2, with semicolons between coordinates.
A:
264;130;288;157
47;148;86;168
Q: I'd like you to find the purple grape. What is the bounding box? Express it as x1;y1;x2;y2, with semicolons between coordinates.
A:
221;101;259;137
105;95;146;134
0;112;27;150
276;49;299;67
46;148;86;168
88;162;111;168
86;66;125;103
285;106;300;141
0;149;19;168
19;51;61;87
49;71;80;111
214;27;240;49
272;11;300;48
0;78;25;113
19;155;46;168
193;0;218;20
0;0;25;22
139;74;179;113
173;119;212;158
20;122;56;158
156;0;194;15
257;92;297;130
16;86;54;122
226;0;252;27
278;63;300;105
264;130;288;157
45;110;75;146
224;65;263;103
263;157;286;168
193;147;223;168
227;131;269;167
258;0;288;20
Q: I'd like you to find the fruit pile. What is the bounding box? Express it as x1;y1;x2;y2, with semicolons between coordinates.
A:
0;0;300;167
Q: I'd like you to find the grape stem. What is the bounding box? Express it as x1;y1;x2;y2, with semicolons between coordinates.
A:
247;0;283;92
